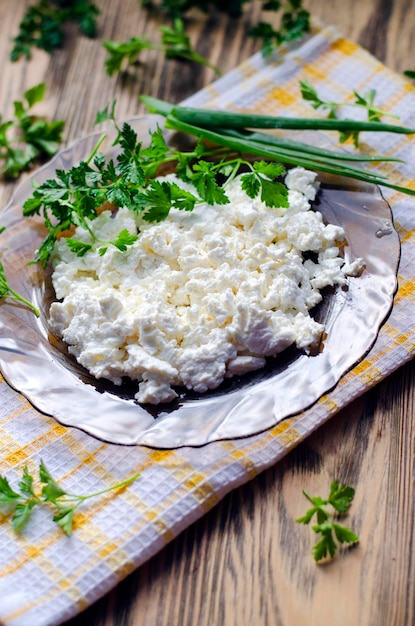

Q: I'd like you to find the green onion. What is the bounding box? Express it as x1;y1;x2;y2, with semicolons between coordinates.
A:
140;95;415;196
141;96;415;135
222;128;403;163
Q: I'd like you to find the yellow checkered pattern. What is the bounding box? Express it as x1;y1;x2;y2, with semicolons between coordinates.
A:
1;23;415;625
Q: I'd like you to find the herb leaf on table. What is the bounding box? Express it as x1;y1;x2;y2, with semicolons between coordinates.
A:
0;83;64;179
299;79;400;146
249;0;311;56
297;479;359;561
11;0;100;61
0;461;140;536
103;18;220;76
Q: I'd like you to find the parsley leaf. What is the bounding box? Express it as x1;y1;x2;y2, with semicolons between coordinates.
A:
300;79;400;146
117;123;146;185
352;88;400;124
103;36;152;76
0;475;21;503
160;18;221;74
66;239;94;257
249;0;310;57
297;479;359;562
39;460;66;502
241;160;288;207
11;0;100;61
139;0;251;19
103;18;220;77
23;104;292;266
191;160;230;205
0;83;64;179
0;461;140;536
106;228;139;252
138;179;198;222
299;79;339;118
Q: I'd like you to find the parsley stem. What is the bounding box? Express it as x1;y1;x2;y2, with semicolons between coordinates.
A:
87;133;107;164
302;489;315;504
0;261;40;317
5;287;40;318
60;471;140;503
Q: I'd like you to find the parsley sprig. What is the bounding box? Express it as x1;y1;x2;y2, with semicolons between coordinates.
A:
250;0;310;57
139;0;310;57
296;479;359;561
11;0;100;61
12;1;311;72
103;18;220;77
0;460;140;536
140;0;251;19
300;79;400;146
23;104;289;266
0;259;40;317
0;83;64;179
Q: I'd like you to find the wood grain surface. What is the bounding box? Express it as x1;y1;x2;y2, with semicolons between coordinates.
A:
0;1;414;625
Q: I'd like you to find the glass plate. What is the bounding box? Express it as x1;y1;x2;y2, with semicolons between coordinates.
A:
0;116;400;447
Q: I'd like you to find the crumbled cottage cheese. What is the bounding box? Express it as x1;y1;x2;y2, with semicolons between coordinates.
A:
49;167;364;404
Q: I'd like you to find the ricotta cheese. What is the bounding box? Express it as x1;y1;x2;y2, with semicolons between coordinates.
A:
49;167;364;404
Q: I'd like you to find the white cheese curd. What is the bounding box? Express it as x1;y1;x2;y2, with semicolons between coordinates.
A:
49;167;364;404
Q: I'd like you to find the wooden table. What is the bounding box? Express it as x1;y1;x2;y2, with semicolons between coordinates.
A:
0;1;414;625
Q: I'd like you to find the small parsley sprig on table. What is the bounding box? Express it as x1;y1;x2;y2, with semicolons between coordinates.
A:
299;79;400;146
10;0;100;61
0;83;64;179
296;479;359;561
103;18;220;77
140;0;251;19
23;103;290;267
139;0;310;57
250;0;310;57
105;0;310;76
0;460;140;536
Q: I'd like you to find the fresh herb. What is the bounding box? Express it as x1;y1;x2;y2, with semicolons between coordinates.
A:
11;0;100;61
300;79;400;146
296;479;359;561
24;91;415;268
23;105;291;266
141;95;415;196
0;83;64;179
139;0;310;52
404;69;415;79
139;0;251;19
103;18;220;76
250;0;310;57
0;460;140;536
0;259;40;317
12;0;310;70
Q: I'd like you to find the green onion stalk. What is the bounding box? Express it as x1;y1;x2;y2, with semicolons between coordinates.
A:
141;95;415;197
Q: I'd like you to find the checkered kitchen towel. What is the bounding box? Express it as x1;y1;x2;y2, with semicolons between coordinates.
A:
1;22;415;626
